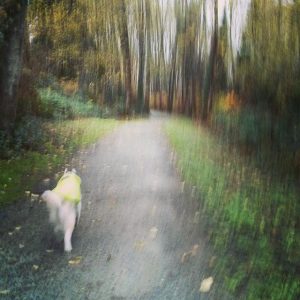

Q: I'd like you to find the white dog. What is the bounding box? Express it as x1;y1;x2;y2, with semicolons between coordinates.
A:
41;168;82;252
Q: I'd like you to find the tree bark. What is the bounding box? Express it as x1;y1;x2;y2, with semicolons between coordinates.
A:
0;2;27;131
136;0;146;114
144;0;151;114
118;0;133;115
206;0;218;118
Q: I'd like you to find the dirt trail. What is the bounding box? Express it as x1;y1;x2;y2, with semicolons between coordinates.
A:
0;113;232;299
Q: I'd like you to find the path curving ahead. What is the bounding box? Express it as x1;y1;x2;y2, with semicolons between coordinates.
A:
0;113;231;299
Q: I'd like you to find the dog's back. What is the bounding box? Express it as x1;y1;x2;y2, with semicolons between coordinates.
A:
53;172;81;204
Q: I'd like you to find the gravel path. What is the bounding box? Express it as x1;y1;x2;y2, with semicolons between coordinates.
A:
0;113;231;299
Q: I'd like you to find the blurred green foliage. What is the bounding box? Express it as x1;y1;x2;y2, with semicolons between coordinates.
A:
165;117;300;299
38;88;111;120
0;117;119;207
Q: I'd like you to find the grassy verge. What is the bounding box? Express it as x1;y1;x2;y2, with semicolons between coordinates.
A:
165;117;299;300
0;118;119;207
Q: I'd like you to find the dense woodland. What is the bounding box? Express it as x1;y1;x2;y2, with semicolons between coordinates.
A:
0;0;299;175
0;0;299;298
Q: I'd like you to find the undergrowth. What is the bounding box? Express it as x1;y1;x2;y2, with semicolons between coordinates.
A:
0;118;118;207
165;117;299;300
38;88;112;119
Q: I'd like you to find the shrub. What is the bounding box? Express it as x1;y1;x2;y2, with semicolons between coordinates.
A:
12;116;51;153
38;88;110;120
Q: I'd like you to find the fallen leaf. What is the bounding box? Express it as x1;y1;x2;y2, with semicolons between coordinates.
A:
19;244;24;249
181;252;190;263
209;256;217;268
149;227;158;240
181;244;199;263
15;226;21;231
68;256;82;265
199;276;214;293
31;194;39;201
32;265;39;270
0;290;10;295
191;244;199;256
8;232;13;236
134;240;145;251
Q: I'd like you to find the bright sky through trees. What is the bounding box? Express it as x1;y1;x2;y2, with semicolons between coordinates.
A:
158;0;251;62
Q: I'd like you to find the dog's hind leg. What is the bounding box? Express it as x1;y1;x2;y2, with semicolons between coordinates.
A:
60;203;76;252
49;207;58;225
64;227;74;252
76;202;82;225
64;216;75;252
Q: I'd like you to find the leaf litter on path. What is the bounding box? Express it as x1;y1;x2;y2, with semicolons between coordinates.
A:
199;276;214;293
181;244;199;263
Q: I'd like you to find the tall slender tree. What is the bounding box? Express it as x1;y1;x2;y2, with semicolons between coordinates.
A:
0;0;27;131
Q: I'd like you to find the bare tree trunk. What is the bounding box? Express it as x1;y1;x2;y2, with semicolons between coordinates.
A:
229;1;235;83
136;0;146;114
0;3;27;131
144;0;151;114
118;0;133;115
206;0;218;119
181;0;188;114
167;59;176;112
167;26;178;113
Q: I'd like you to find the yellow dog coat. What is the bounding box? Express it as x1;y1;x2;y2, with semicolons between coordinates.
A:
53;172;81;204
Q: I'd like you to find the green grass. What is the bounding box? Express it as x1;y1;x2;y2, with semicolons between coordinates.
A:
165;117;300;300
0;118;119;207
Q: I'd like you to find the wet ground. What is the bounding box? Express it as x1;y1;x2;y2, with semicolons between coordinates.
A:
0;113;232;299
